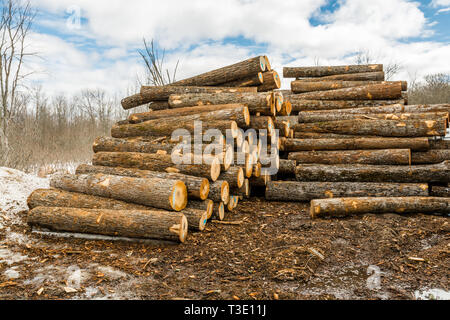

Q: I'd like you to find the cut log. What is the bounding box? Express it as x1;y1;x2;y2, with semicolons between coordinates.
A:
430;186;450;197
295;71;385;82
50;173;187;211
226;195;239;212
430;139;450;149
273;118;291;138
310;103;450;115
249;170;271;187
264;56;271;71
297;112;448;123
208;180;230;204
295;161;450;183
284;64;383;78
28;207;188;242
218;166;244;189
292;83;402;101
75;164;209;200
411;150;450;164
278;159;296;177
93;136;175;154
275;116;298;127
281;137;430;152
186;199;214;220
168;92;274;115
278;101;292;116
266;181;429;202
233;178;250;199
121;93;149;110
293;119;446;137
149;101;170;110
291;80;407;93
250;116;275;135
212;202;225;221
288;149;411;165
92;152;221;181
170;56;266;86
181;208;208;231
310;197;450;218
293;132;381;139
287;99;405;112
219;72;263;87
27;188;148;210
258;70;281;92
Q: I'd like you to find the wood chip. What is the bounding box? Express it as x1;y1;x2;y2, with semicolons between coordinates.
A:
64;286;78;293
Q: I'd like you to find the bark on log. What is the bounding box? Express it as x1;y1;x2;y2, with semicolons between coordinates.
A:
266;181;429;202
93;136;175;154
226;195;239;212
27;188;149;210
121;93;149;110
310;197;450;218
288;149;411;165
168;92;274;115
293;119;446;137
233;178;250;199
249;170;271;187
278;101;292;116
50;173;188;211
218;166;244;189
411;150;450;164
295;161;450;183
281;137;430;152
219;72;263;87
170;56;266;86
208;180;230;204
258;70;281;92
309;103;450;115
273;118;291;138
295;71;385;82
186;199;214;220
284;64;383;78
288;99;405;112
250;116;275;135
75;164;209;200
292;83;402;101
430;139;450;149
430;186;450;197
291;80;407;93
278;159;296;177
28;207;188;242
92;152;221;181
180;208;208;231
264;56;271;71
293;132;381;139
149;101;170;110
297;112;448;123
212;202;225;221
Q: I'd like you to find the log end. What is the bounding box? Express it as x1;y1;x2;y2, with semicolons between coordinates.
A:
259;56;267;72
200;178;210;201
179;214;188;242
217;202;225;220
211;157;221;182
243;107;251;126
245;154;253;178
170;181;188;211
230;121;239;138
257;72;264;84
237;167;245;188
253;162;262;177
221;181;230;204
224;144;234;171
206;199;214;219
198;210;208;231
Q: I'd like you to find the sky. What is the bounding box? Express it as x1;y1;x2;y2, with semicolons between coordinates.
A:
23;0;450;96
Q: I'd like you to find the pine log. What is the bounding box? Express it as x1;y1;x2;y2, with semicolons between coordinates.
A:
75;164;209;200
208;180;230;204
284;64;383;78
149;101;170;110
273;118;291;138
278;159;296;177
121;93;149;110
276;116;298;127
280;137;430;152
170;56;266;86
291;80;407;93
226;195;239;212
295;71;385;82
293;119;446;137
93;136;175;154
293;132;381;139
278;101;292;116
297;111;448;123
310;197;450;218
430;186;450;197
233;178;250;199
264;56;271;71
266;181;429;202
258;70;281;92
250;116;275;135
218;166;244;189
212;202;225;221
295;161;450;183
292;83;402;101
186;199;214;220
27;188;149;210
28;207;188;242
168;92;274;115
310;103;450;115
92;152;221;181
411;150;450;164
287;99;405;112
249;170;271;187
273;92;284;112
430;139;450;149
180;208;208;231
219;72;263;87
50;173;187;211
288;149;411;165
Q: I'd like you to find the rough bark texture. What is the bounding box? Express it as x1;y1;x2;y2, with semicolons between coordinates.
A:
291;80;407;93
218;166;244;189
186;200;214;220
121;93;149;110
430;186;450;197
28;207;188;242
288;149;411;165
92;152;220;181
297;112;448;123
310;197;450;218
287;99;405;112
278;101;292;116
411;150;450;164
208;180;230;204
258;70;281;92
27;188;149;210
292;83;402;101
295;71;385;82
148;101;170;111
250;116;274;134
219;73;263;87
180;208;208;231
295;161;450;183
281;137;430;152
233;178;250;199
50;173;187;211
75;164;209;200
293;132;382;139
311;103;450;115
284;64;383;78
430;139;450;149
211;202;225;221
265;181;429;202
93;136;175;154
170;56;266;86
278;159;296;177
168;92;274;115
293;119;446;137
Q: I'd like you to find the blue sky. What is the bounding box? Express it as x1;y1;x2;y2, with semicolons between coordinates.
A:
25;0;450;95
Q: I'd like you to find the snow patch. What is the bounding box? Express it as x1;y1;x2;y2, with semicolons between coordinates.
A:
0;247;28;265
415;288;450;300
4;267;20;279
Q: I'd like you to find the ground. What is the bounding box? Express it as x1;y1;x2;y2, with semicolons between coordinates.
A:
0;168;449;300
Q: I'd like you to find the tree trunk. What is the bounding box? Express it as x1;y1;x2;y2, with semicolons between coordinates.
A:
272;118;291;138
310;197;450;218
295;71;385;82
50;173;187;211
310;103;450;115
287;99;405;112
170;56;266;86
278;159;296;177
76;164;209;200
27;188;149;210
411;150;450;164
292;83;402;100
121;93;149;110
186;199;214;220
430;139;450;149
208;180;230;204
93;136;175;154
281;137;430;152
288;149;411;165
211;202;225;221
278;101;292;116
181;208;208;231
266;181;429;201
148;101;170;110
430;186;450;197
293;132;381;139
219;72;263;87
218;166;244;189
297;112;448;123
250;116;274;135
168;92;274;115
233;178;250;199
28;207;188;242
258;70;281;92
284;64;383;78
295;161;450;183
226;195;239;212
291;80;407;93
92;152;221;181
293;119;446;137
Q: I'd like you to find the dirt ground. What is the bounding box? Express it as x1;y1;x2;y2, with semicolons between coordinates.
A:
0;198;448;300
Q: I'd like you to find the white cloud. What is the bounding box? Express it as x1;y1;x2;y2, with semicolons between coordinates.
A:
431;0;450;7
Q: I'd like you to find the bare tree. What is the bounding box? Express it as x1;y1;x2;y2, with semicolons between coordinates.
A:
0;0;35;159
353;49;402;80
